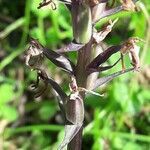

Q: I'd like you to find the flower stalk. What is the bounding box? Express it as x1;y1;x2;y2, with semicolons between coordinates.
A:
25;0;141;149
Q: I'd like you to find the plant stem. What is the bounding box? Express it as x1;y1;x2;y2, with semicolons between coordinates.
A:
67;2;107;148
67;127;83;150
67;2;109;149
68;40;93;150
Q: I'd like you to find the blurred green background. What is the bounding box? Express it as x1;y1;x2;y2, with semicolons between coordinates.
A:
0;0;150;149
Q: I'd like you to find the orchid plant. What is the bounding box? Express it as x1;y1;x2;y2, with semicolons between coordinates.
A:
25;0;142;149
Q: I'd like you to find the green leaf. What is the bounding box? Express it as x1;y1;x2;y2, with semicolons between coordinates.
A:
30;27;46;45
1;105;18;122
140;89;150;101
123;142;142;150
39;103;57;121
31;0;51;18
0;84;15;104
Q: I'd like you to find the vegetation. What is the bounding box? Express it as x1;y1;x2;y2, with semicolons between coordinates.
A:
0;0;150;149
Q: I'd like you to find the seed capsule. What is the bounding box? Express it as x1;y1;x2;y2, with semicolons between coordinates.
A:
72;2;92;44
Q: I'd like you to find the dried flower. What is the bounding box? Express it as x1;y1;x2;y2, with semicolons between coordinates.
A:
120;37;144;71
25;39;44;70
122;0;137;11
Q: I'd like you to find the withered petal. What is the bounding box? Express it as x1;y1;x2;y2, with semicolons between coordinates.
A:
93;67;134;90
87;45;121;69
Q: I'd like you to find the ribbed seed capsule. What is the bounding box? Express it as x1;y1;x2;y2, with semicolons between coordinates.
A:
72;2;92;44
66;93;84;124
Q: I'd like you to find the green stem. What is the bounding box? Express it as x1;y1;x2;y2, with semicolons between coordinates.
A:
4;125;63;139
0;48;24;72
138;2;150;65
112;131;150;143
19;0;31;47
38;16;46;45
0;18;25;39
84;124;150;143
